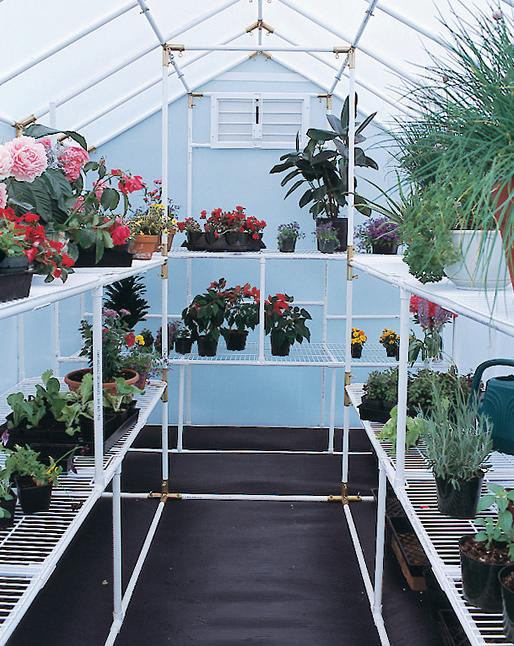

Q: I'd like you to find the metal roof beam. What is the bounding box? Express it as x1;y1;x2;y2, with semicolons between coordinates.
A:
276;0;418;85
137;0;167;45
32;0;242;121
0;2;139;86
166;44;351;53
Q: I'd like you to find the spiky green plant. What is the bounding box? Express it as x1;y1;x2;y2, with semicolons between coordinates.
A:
104;276;150;329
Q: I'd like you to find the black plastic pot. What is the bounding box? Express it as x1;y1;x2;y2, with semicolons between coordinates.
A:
500;563;514;641
0;269;33;302
223;330;248;351
197;336;218;357
435;475;484;519
315;217;348;252
174;337;193;354
74;243;133;267
0;492;17;528
318;239;337;254
15;477;52;514
270;333;290;357
279;238;296;253
372;243;398;255
459;534;513;612
358;398;397;423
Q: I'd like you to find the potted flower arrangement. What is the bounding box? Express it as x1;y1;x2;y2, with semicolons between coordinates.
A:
221;283;260;351
355;216;401;254
277;221;304;253
171;322;194;355
408;295;456;363
314;222;340;254
128;178;180;258
178;208;266;251
264;293;311;356
182;278;227;356
379;328;400;359
359;366;400;422
420;383;492;519
65;307;140;392
4;444;63;514
270;94;378;252
121;333;160;390
350;327;367;358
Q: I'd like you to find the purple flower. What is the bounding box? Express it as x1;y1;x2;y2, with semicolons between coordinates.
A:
1;430;8;446
355;217;401;250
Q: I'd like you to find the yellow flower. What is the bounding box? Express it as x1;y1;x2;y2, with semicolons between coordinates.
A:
135;335;145;346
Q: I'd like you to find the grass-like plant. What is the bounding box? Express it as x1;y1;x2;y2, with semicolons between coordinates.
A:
421;384;492;488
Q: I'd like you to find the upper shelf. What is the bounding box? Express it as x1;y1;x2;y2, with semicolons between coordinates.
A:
0;256;166;322
168;248;349;260
351;254;514;337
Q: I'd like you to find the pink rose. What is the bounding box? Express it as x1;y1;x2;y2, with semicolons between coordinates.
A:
0;183;7;209
0;144;14;180
58;146;89;182
110;223;130;246
5;136;47;182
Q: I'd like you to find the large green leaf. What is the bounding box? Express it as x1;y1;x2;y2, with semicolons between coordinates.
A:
311;150;337;165
355;111;377;136
270;160;295;174
11;177;53;221
306;128;336;141
326;114;345;136
299;188;313;208
284;180;304;199
24;124;88;150
100;187;119;211
280;168;301;187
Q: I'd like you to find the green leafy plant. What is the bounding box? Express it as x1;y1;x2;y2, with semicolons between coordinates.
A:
420;382;492;487
222;283;260;333
264;293;311;347
475;484;514;560
4;445;62;486
270;94;378;218
104;276;150;329
362;367;399;402
377;405;426;454
0;476;15;519
313;222;340;245
181;278;227;343
277;221;305;244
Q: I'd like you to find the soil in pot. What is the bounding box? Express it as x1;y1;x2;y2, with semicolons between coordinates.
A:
64;368;139;395
460;535;514;612
15;477;52;514
435;475;484;519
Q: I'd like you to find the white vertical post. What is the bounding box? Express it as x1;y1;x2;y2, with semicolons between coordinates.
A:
186;257;192;424
347;50;356;250
17;314;25;382
54;302;61;377
374;459;387;615
92;286;104;486
328;368;336;453
187;95;193;219
177;364;185;451
320;260;329;427
112;462;123;620
259;256;266;362
395;288;410;488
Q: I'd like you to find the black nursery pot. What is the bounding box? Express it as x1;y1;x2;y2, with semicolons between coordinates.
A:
500;563;514;642
224;330;248;351
459;534;512;612
15;477;52;514
174;337;193;354
0;492;17;528
279;238;296;253
270;333;290;356
435;475;484;519
197;336;218;357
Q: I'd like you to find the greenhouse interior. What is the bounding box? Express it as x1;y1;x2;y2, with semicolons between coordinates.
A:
3;0;514;644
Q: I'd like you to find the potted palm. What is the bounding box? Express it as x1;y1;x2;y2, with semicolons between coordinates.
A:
221;283;260;351
270;94;378;252
420;384;492;519
264;293;311;356
276;221;304;253
182;278;227;356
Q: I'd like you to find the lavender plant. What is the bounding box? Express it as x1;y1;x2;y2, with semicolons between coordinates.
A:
355;216;401;252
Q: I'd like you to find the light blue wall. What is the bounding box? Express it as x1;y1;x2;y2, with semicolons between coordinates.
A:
1;57;402;429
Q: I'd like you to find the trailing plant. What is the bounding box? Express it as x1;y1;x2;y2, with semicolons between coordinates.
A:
420;383;492;487
270;94;378;219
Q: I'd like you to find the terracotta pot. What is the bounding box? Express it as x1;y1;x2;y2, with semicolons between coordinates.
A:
491;178;514;289
129;235;159;260
64;368;139;395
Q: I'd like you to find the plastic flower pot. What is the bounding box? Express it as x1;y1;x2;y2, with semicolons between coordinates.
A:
315;217;348;251
0;492;17;528
318;239;337;254
372;243;398;255
197;336;218;357
459;534;513;612
500;563;514;641
15;477;52;514
225;231;246;245
270;333;290;356
435;475;484;519
174;337;193;354
63;368;139;395
351;344;362;358
224;330;248;351
278;238;296;253
74;243;133;267
385;346;399;359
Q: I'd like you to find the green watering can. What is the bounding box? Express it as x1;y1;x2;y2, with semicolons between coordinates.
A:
470;359;514;455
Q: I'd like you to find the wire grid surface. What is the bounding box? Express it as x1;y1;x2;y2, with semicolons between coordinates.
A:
347;382;514;646
0;379;165;642
168;248;349;260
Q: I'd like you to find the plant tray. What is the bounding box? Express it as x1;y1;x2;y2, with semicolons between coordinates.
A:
359;398;396;423
79;407;139;455
388;516;429;591
437;610;471;646
74;244;133;267
0;270;33;302
371;488;407;518
182;233;265;252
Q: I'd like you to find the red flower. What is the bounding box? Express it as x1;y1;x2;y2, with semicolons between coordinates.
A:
111;224;131;245
125;333;136;347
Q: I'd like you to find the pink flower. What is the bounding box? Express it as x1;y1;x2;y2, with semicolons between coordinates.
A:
93;179;108;200
111;224;130;246
118;175;143;194
58;146;89;182
0;183;7;209
0;144;14;180
5;136;47;182
493;9;502;20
